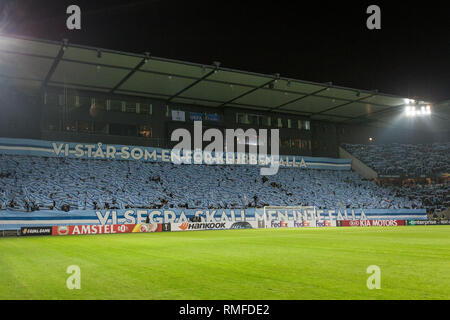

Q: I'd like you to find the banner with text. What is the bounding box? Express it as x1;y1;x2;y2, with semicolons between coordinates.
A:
1;208;427;230
0;137;352;170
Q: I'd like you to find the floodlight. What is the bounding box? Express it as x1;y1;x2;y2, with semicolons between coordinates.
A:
405;106;412;116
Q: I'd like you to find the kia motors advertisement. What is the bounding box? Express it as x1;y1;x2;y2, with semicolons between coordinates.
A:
338;220;406;227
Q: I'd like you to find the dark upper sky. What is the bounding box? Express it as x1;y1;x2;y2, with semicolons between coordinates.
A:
1;0;449;102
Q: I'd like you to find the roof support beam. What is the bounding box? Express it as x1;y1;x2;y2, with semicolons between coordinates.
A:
41;39;67;90
167;63;220;103
109;53;149;94
217;74;280;108
269;86;331;112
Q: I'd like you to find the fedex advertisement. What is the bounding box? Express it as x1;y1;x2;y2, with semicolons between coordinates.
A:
267;220;336;228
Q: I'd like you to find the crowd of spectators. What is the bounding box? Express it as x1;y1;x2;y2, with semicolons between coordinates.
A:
342;142;449;177
390;182;449;216
0;154;425;213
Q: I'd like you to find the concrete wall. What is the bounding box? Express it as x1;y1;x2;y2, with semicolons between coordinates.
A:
339;146;378;179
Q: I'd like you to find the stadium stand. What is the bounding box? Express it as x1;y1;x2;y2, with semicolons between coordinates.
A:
390;182;449;216
341;142;449;215
0;154;422;212
342;142;450;177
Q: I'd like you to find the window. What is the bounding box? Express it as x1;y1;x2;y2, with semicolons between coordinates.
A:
44;120;59;131
109;100;122;112
277;118;283;128
126;101;136;113
93;97;106;110
138;125;152;138
293;138;301;149
58;94;65;107
287;119;292;128
78;121;91;133
263;116;271;127
236;113;248;124
236;113;263;125
281;137;291;148
138;103;152;115
94;122;108;134
301;139;311;151
110;124;137;136
63;120;77;132
298;120;311;130
248;114;260;126
304;120;310;130
44;92;58;105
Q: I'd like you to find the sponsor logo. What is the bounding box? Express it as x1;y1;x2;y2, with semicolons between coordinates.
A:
339;220;405;227
293;221;311;228
132;223;159;233
178;222;227;231
21;226;52;236
365;220;399;227
161;223;171;232
315;221;332;227
270;220;288;228
57;226;69;235
179;222;189;231
408;220;438;226
52;224;133;236
230;222;252;229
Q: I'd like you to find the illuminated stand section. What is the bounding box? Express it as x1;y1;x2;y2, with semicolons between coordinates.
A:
0;138;428;232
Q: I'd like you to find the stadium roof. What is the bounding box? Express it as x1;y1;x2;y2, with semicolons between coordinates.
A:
0;33;447;128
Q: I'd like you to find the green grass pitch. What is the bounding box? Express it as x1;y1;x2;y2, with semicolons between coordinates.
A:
0;226;449;300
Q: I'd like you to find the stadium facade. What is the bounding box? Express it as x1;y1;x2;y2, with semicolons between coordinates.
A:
0;34;448;159
0;34;448;231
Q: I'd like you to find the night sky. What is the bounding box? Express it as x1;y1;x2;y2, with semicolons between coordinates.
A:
1;0;449;102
